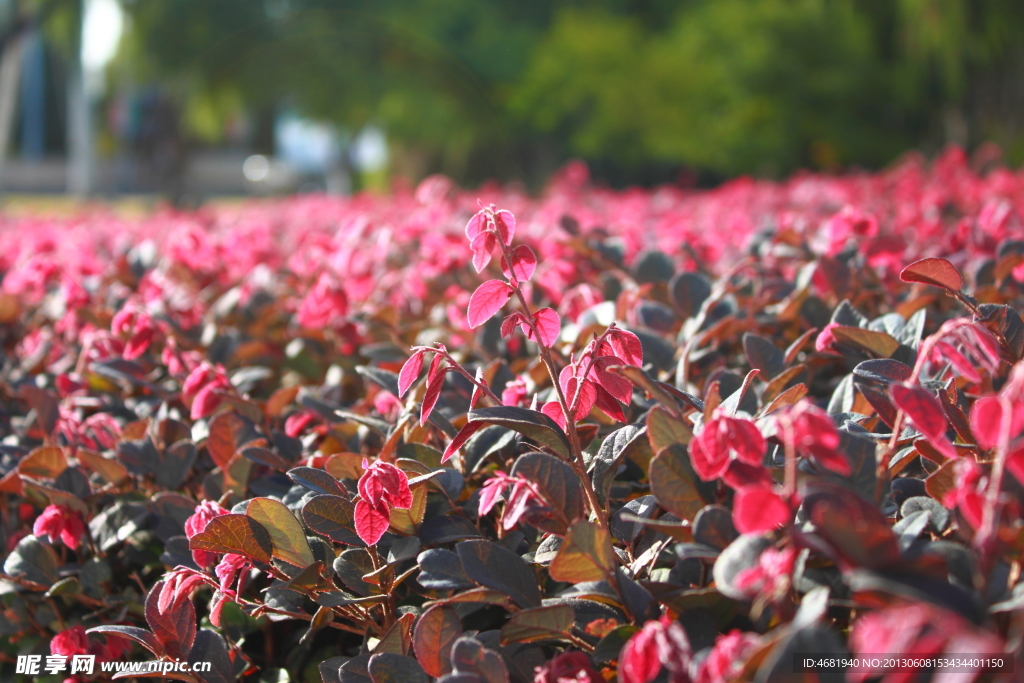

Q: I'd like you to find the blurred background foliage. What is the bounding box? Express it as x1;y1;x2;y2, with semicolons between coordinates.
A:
9;0;1024;187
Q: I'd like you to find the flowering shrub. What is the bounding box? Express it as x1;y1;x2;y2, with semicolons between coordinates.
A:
2;148;1024;682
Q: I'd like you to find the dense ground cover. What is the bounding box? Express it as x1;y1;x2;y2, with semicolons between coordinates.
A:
2;148;1024;682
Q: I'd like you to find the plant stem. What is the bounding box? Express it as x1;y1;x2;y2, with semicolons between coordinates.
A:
497;238;607;528
978;395;1013;569
783;420;797;497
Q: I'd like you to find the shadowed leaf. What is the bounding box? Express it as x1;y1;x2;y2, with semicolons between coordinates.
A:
303;495;365;547
289;467;349;497
187;629;236;683
206;411;259;470
145;580;196;660
450;636;509;683
417;549;475;590
649;444;710;521
647;405;693;452
466;407;571;459
830;326;900;358
3;535;60;586
369;654;428;683
457;540;541;608
500;604;575;645
87;625;163;657
510;452;584;534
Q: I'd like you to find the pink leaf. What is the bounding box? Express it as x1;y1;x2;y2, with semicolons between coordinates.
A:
420;367;447;426
593;356;633;403
467;280;512;328
594;385;626;422
470;367;485;408
933;341;981;383
1005;444;1024;486
362;460;413;509
525;308;561;347
541;401;566;429
477;475;511;517
900;257;963;292
354;500;391;546
472;246;491;274
689;435;730;482
501;312;527;339
730;418;767;466
970;396;1003;450
190;384;223;421
890;383;947;442
124;327;154;360
602;328;644;367
443;420;485;463
500;245;537;282
806;443;852;476
494;210;516;245
733;486;790;534
465;211;487;240
723;461;773;489
426;347;446;384
398;350;426;397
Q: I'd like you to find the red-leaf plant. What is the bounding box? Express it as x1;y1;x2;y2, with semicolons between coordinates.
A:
397;205;644;530
886;258;1020;576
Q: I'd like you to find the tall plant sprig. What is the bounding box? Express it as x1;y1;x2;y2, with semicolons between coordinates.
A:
397;205;643;529
885;257;1015;574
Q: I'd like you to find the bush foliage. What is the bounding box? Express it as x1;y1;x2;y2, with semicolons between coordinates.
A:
2;150;1024;681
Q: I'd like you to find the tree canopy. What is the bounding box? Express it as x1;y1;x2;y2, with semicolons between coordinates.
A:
105;0;1024;183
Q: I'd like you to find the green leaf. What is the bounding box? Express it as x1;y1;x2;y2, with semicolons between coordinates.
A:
368;654;428;683
18;445;67;478
206;411;259;470
397;443;445;469
646;405;693;452
609;364;691;412
288;467;349;497
592;625;639;663
334;549;381;596
3;535;59;587
412;605;462;677
589;425;646;506
466;406;571;459
649;444;710;521
189;514;273;564
87;625;163;657
456;540;541;608
303;495;365;547
549;518;614;584
416;549;475;590
743;333;784;379
247;497;315;568
450;636;509;683
829;325;900;358
692;505;738;551
284;561;336;598
499;604;575;645
669;271;711;319
187;629;236;683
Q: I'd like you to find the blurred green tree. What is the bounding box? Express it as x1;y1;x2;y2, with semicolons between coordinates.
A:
104;0;1024;182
